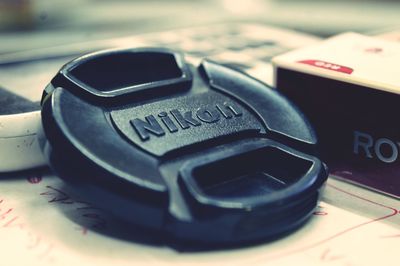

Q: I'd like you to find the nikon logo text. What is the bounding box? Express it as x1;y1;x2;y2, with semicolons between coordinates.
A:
131;103;242;141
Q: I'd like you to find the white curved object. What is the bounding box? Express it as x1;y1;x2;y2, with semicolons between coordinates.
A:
0;111;46;172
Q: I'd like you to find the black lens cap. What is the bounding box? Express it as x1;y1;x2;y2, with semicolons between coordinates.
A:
40;47;327;244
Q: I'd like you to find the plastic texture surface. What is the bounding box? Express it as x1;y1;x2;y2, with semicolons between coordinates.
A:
40;48;327;244
0;87;45;172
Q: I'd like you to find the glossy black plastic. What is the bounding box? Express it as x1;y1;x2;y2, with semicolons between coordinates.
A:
40;47;327;244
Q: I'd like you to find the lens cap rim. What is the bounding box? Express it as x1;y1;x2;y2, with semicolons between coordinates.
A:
40;47;328;244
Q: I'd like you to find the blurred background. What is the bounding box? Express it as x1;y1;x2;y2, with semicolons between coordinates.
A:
1;0;400;54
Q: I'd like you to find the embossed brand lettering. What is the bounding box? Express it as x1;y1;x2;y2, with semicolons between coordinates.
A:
353;131;400;163
131;103;242;141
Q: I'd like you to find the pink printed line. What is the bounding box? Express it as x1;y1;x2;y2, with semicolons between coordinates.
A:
252;183;398;263
0;198;55;261
380;234;400;239
287;184;398;247
2;216;19;228
327;184;399;214
38;243;54;260
320;248;343;262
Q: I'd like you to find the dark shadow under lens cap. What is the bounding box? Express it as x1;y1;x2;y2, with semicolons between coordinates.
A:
40;47;328;244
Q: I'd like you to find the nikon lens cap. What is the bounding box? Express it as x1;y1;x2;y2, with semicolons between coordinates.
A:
40;48;327;244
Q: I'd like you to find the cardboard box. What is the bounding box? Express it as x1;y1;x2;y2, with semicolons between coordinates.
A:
273;33;400;198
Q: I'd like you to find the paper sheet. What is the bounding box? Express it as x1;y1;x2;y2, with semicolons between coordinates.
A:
0;23;398;266
0;171;398;266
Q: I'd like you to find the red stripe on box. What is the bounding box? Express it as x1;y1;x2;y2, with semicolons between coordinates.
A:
298;60;353;74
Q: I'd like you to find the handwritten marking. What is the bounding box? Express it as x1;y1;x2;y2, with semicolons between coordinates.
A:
82;213;107;230
26;233;41;250
0;208;13;220
40;186;74;204
2;216;25;229
38;243;55;260
39;186;108;234
0;198;55;261
75;200;99;211
320;248;344;262
365;47;383;54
